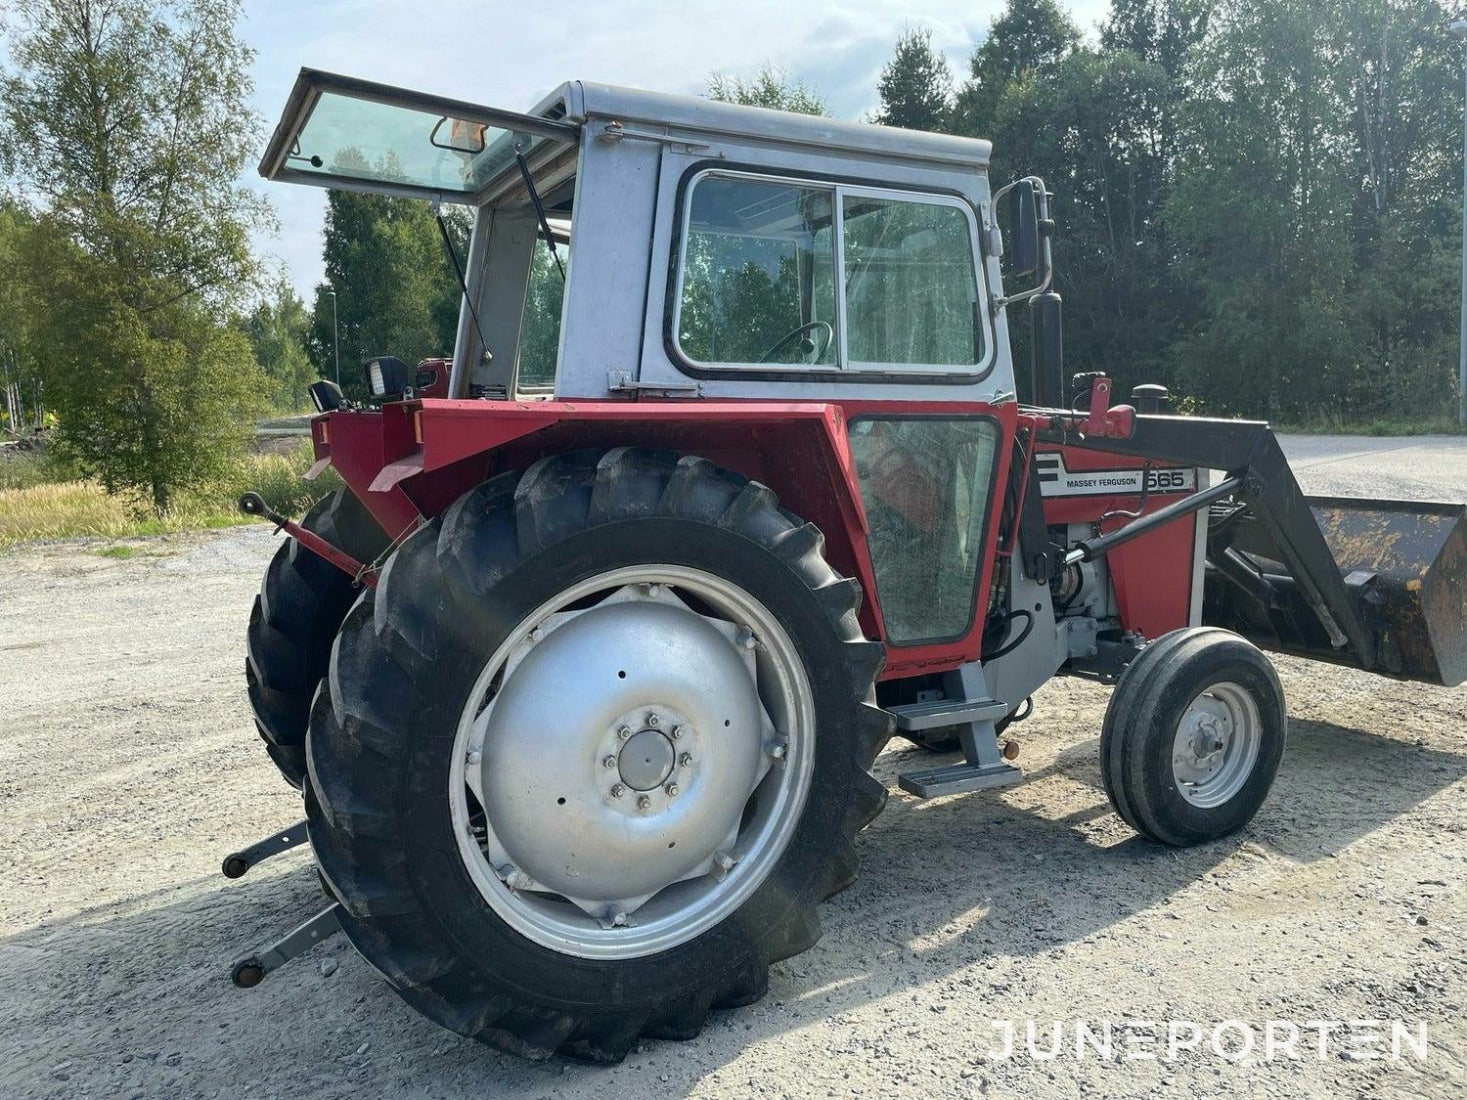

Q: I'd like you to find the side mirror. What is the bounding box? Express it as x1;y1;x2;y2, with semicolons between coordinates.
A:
1002;179;1040;277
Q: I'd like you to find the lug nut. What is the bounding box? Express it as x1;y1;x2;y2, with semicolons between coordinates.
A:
678;752;693;767
671;725;685;740
611;910;628;927
637;794;651;810
665;783;679;798
645;712;660;727
739;629;757;650
602;755;617;769
768;739;788;760
466;749;482;765
617;725;632;740
610;783;625;798
529;625;544;643
647;583;662;598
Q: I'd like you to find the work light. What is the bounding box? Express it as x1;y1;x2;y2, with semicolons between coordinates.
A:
364;356;412;400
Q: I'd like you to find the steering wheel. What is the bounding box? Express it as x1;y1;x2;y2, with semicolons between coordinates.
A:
758;320;834;364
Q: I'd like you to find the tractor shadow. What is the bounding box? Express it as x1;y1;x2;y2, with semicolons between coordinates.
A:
2;714;1462;1098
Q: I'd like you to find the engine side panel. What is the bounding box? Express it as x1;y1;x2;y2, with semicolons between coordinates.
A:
1036;443;1203;640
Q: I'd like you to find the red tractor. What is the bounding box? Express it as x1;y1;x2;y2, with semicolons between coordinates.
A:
226;69;1467;1062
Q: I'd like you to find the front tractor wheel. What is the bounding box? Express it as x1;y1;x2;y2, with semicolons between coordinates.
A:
305;449;891;1061
1100;627;1286;847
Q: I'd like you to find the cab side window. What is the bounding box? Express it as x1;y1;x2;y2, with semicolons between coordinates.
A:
676;176;837;366
673;171;987;374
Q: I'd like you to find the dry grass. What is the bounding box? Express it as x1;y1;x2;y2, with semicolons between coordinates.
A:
0;443;333;549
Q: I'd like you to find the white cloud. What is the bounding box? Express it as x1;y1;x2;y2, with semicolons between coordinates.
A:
243;0;1111;298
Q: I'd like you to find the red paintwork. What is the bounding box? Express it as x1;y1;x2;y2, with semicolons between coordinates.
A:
413;357;452;400
1037;443;1199;639
310;388;1195;677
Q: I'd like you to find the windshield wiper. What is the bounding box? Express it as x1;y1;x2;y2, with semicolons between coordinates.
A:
515;149;566;281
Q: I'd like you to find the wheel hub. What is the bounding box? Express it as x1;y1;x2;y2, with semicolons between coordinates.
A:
1170;683;1260;809
618;728;675;790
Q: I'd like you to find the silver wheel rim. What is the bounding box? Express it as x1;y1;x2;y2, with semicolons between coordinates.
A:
448;564;815;960
1170;681;1260;809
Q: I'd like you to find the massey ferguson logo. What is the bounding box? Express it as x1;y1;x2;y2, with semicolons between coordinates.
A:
1035;452;1197;498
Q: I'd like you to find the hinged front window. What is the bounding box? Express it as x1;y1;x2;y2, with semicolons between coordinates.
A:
672;171;989;375
260;69;579;203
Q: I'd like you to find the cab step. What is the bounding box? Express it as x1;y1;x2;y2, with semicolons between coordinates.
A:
887;697;1010;731
897;760;1023;799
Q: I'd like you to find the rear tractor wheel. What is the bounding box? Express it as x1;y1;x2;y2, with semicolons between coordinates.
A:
305;449;893;1061
1100;627;1285;847
245;488;388;787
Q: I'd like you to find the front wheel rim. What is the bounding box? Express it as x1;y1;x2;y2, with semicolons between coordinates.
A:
1170;681;1261;810
448;564;816;960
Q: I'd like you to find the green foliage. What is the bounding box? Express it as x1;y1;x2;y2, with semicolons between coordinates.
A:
241;277;315;411
947;0;1464;424
874;26;955;131
0;439;328;547
518;239;565;390
955;0;1081;135
0;201;46;434
307;166;468;400
1167;0;1463;421
708;65;827;115
0;0;273;514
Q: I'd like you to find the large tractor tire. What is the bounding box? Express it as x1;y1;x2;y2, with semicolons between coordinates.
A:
245;488;389;787
305;449;893;1062
1100;627;1285;846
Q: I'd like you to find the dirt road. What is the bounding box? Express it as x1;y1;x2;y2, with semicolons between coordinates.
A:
1;436;1464;1099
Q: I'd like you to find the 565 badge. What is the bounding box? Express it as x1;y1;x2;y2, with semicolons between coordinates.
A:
1036;451;1198;498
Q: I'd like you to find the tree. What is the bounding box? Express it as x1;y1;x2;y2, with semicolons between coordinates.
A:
306;156;469;400
0;201;45;434
873;26;955;132
1;0;271;513
242;277;315;412
991;47;1188;398
1167;0;1362;418
954;0;1082;136
708;65;827;115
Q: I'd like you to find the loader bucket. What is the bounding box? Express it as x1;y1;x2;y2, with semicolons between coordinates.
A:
1205;496;1467;686
1308;497;1467;686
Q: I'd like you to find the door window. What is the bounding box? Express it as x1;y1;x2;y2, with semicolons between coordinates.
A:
848;417;1001;644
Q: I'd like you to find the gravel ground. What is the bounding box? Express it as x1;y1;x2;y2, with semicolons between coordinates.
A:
1;435;1464;1099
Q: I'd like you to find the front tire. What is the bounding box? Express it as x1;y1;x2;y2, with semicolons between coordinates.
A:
306;449;892;1061
1100;627;1285;846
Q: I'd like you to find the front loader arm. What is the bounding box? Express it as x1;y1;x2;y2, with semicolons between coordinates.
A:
1041;414;1377;674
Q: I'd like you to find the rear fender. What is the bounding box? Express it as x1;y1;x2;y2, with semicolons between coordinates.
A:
312;398;1019;678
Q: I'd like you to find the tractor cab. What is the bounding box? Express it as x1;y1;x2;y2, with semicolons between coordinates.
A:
260;69;1011;405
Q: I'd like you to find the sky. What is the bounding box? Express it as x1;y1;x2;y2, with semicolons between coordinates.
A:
242;0;1111;300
